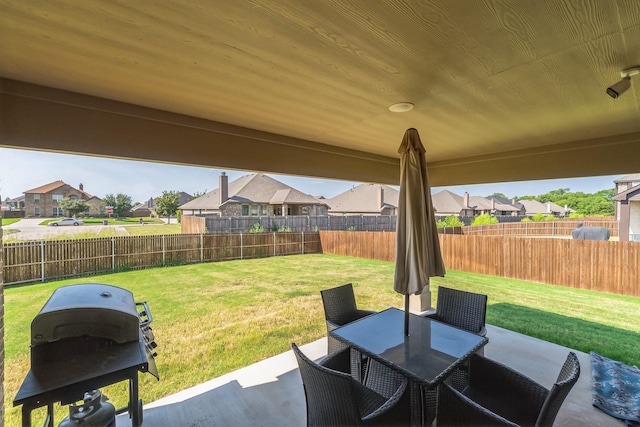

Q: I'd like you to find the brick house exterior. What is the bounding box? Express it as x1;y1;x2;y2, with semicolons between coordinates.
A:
180;173;328;217
23;180;103;217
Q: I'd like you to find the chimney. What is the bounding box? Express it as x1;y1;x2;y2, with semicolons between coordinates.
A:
463;192;469;208
378;186;384;208
547;202;551;213
219;172;228;205
511;198;516;205
79;183;84;191
491;199;496;210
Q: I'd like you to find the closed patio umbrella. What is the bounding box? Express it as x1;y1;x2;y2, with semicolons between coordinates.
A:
394;128;445;335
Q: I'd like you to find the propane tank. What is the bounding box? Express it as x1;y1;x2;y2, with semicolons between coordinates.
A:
58;389;116;427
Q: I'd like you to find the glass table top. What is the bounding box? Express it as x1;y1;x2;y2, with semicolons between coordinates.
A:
331;307;488;386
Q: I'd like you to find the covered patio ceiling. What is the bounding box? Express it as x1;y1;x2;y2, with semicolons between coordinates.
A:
1;1;639;186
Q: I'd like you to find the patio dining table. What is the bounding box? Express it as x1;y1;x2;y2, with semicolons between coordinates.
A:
330;307;488;426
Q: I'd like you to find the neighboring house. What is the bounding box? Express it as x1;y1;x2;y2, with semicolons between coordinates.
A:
614;173;640;220
432;190;530;218
326;184;399;216
431;190;473;217
131;192;193;217
3;195;25;211
518;199;570;217
612;175;640;242
23;180;102;217
131;198;157;217
180;172;328;216
487;196;525;216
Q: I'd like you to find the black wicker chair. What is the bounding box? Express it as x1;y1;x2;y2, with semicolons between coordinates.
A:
320;283;376;354
425;286;487;336
292;343;410;426
436;352;581;427
424;286;489;395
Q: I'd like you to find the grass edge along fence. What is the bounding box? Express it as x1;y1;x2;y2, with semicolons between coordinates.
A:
318;231;640;297
2;232;321;286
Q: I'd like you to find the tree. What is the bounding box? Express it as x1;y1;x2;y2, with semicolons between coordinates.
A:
103;193;133;217
59;198;89;217
470;213;498;226
191;190;207;199
436;215;465;228
487;192;507;199
155;191;181;223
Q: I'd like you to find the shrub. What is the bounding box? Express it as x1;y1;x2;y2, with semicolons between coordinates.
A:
470;213;498;226
248;223;264;233
278;226;292;232
436;215;465;228
531;213;546;222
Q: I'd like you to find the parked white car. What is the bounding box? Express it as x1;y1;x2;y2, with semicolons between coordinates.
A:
48;218;84;226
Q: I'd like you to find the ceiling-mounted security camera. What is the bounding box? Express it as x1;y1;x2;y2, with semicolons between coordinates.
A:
607;67;640;99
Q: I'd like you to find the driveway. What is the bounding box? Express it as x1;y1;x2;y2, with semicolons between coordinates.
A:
2;218;108;240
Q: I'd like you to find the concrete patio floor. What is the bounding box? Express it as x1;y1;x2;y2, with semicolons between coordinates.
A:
117;325;625;427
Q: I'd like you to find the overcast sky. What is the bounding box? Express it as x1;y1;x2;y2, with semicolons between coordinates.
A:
0;147;622;203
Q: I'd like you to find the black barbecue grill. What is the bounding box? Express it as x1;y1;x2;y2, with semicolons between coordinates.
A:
14;283;159;427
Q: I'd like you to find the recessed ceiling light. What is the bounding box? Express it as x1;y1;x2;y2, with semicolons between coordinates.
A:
388;102;414;113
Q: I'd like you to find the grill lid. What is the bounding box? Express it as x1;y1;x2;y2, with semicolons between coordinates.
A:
31;283;141;346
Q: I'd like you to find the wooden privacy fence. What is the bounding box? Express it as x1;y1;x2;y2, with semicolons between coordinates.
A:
182;214;398;233
3;232;321;285
462;219;618;237
319;231;640;297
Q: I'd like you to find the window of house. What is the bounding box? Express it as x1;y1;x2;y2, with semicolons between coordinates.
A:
301;206;309;215
53;207;63;216
242;205;249;216
260;204;268;215
52;193;63;202
34;194;40;203
70;195;78;200
317;206;327;216
251;205;259;215
34;207;40;217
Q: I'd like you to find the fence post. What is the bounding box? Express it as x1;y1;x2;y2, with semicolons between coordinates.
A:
240;232;243;260
502;223;505;236
273;232;276;256
40;240;45;282
526;222;528;236
111;237;115;271
302;231;305;254
162;235;166;266
200;233;204;263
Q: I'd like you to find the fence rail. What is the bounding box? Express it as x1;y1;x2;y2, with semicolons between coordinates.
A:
319;231;640;297
182;214;398;233
463;219;618;237
2;232;321;285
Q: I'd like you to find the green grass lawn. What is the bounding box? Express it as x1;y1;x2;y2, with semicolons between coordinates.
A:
4;254;639;425
38;217;166;226
2;219;181;242
1;218;21;227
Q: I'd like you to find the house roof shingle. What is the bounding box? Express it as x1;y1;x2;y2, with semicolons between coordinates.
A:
431;190;465;215
614;173;640;184
180;174;325;210
24;180;95;199
326;184;399;214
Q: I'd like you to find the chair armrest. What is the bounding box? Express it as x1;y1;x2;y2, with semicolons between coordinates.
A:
438;382;518;427
319;347;351;374
467;354;549;416
357;371;408;422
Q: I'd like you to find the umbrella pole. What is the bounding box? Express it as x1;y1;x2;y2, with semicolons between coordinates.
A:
404;294;410;336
